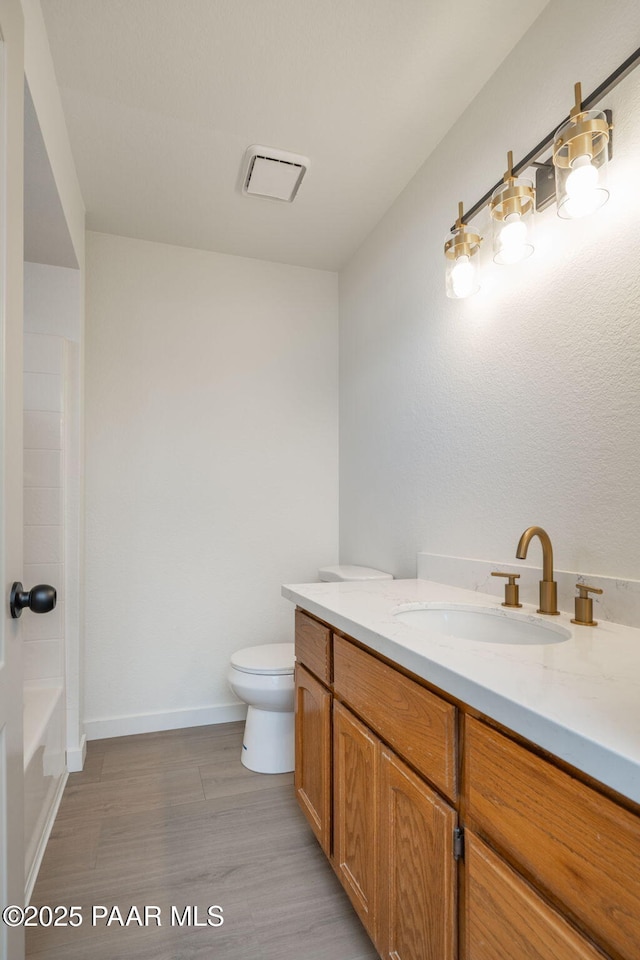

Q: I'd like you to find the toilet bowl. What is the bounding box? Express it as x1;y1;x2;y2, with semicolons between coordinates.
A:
228;567;391;775
227;642;295;774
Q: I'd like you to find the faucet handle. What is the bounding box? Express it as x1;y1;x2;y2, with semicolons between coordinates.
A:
571;583;603;627
491;571;522;608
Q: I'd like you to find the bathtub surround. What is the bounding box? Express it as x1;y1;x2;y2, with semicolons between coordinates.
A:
23;332;67;900
84;232;338;739
339;0;640;584
23;333;65;689
23;263;83;900
24;262;84;773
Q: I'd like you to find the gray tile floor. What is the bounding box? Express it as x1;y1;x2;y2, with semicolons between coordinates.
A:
27;722;377;960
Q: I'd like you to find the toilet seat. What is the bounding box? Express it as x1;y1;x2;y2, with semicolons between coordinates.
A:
230;642;295;676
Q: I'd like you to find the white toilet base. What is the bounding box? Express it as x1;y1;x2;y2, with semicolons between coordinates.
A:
241;705;294;774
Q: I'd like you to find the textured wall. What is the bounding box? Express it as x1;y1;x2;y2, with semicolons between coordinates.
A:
85;232;338;735
339;0;640;582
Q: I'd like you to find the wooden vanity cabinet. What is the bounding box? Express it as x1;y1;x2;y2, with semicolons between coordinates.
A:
378;745;457;960
294;606;640;960
294;608;331;685
333;700;379;941
464;716;640;960
294;611;332;855
333;635;457;801
294;662;331;855
333;636;458;960
464;831;607;960
333;699;458;960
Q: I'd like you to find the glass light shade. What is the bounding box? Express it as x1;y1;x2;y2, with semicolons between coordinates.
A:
445;251;480;299
554;109;609;219
444;213;481;299
490;177;535;265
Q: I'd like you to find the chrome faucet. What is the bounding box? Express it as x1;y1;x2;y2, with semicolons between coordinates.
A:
515;526;559;615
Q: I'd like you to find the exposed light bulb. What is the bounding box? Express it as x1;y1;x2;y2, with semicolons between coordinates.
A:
444;203;481;299
450;255;477;298
489;159;535;267
497;214;529;265
554;94;610;220
563;154;603;218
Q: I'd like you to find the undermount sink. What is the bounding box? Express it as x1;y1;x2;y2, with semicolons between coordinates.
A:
393;603;571;645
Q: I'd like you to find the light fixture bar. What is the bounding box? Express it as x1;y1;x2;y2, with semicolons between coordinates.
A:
450;45;640;231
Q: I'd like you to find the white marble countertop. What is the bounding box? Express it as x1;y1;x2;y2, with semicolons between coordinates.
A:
282;578;640;804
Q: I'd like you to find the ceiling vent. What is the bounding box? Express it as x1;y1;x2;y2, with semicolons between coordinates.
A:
241;145;309;202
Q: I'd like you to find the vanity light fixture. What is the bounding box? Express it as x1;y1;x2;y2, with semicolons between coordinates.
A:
553;82;611;219
489;151;535;264
444;202;482;299
443;46;640;301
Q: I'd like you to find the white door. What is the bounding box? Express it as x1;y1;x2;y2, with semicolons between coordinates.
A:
0;1;25;958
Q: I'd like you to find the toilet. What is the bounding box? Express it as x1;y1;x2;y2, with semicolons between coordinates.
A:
228;564;393;774
227;643;296;774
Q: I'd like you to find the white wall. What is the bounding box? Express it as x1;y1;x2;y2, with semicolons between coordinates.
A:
339;0;640;584
84;232;338;737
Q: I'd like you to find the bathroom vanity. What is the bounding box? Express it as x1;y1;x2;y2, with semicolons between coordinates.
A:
284;578;640;960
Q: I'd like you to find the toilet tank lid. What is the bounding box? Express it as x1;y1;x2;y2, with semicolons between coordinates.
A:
318;564;393;582
230;642;295;675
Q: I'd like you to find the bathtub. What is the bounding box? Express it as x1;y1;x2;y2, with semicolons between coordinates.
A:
23;681;67;902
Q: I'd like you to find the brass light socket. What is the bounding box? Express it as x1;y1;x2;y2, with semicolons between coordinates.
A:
489;183;535;221
444;231;481;260
444;200;481;260
553;117;610;168
554;82;610;169
489;154;535;222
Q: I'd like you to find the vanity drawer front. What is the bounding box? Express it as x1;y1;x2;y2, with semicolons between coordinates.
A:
333;635;457;800
465;716;640;960
295;609;331;684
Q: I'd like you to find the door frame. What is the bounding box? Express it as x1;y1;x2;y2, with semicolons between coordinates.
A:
0;2;26;958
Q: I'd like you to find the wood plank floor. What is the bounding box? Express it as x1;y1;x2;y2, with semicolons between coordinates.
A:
27;721;378;960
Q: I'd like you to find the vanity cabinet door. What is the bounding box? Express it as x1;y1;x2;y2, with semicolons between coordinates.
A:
333;700;379;944
465;716;640;960
464;832;607;960
378;748;457;960
294;663;332;855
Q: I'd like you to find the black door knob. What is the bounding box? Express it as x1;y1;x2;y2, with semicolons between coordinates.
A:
10;582;57;619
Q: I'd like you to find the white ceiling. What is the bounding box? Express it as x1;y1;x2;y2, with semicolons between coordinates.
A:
40;0;549;271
